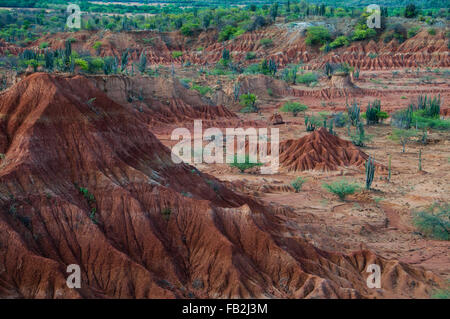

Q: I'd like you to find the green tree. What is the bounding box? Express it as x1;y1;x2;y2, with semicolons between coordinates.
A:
239;93;258;113
404;4;418;18
280;102;308;117
305;26;331;46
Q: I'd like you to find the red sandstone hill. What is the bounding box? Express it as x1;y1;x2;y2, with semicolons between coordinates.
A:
86;74;236;128
280;128;370;171
20;26;449;70
0;74;442;298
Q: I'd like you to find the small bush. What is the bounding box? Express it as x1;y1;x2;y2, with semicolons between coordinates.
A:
239;93;258;113
180;23;199;36
407;26;421;38
389;128;417;153
245;52;257;60
39;42;49;49
297;72;318;86
323;179;361;201
431;289;450;299
230;154;262;173
428;28;436;36
329;36;349;49
92;41;102;50
191;84;212;96
305;26;331;46
413;203;449;241
291;177;306;193
259;38;273;47
280;102;308;117
172;51;183;58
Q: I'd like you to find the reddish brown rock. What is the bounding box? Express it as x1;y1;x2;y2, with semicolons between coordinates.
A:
279;128;370;171
0;74;443;299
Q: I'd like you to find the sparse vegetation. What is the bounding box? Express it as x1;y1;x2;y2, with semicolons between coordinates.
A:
291;177;306;193
161;208;172;221
365;157;375;190
296;72;318;86
413;203;449;241
191;84;212;96
239;93;258;113
172;51;183;59
389;129;417;153
280;102;308;117
230;154;262;173
323;179;361;201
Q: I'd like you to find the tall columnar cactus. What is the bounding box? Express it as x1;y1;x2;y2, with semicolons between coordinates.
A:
388;155;391;182
328;119;334;135
324;62;333;78
346;99;361;126
419;149;422;171
366;99;381;125
233;82;241;102
365;156;375;190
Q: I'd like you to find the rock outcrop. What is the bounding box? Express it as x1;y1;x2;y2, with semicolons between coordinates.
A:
0;74;442;298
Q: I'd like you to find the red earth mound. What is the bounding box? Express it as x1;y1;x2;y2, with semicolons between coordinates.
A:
0;74;442;298
28;27;449;70
86;74;236;129
279;128;370;171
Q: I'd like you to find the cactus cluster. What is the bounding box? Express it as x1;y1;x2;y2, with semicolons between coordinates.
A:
346;99;361;126
365;156;375;190
366;100;381;125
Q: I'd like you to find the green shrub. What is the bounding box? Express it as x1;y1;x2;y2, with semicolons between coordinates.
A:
322;179;361;201
389;129;417;153
297;72;318;86
365;100;381;125
428;28;436;36
280;102;308;117
245;52;257;60
305;115;321;131
239;93;258;113
377;111;389;123
259;38;273;47
191;84;212;96
305;26;331;46
329;36;349;49
431;289;450;299
92;41;102;50
350;122;371;147
180;23;199;36
413;114;450;130
39;42;49;49
218;25;244;42
352;27;376;41
74;58;89;71
88;58;104;73
407;26;421;38
413;203;449;241
291;177;306;193
172;51;183;58
230;154;262;173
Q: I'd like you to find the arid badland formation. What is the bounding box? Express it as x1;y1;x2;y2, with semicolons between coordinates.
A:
0;1;449;299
